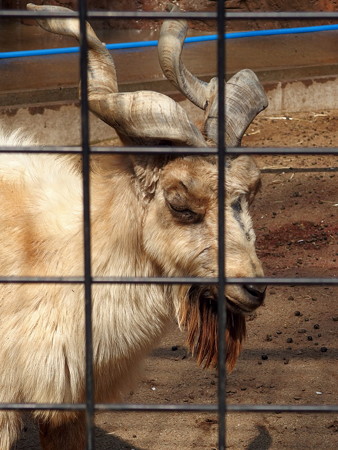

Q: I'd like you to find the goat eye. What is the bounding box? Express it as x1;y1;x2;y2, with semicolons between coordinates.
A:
232;198;242;213
168;202;200;223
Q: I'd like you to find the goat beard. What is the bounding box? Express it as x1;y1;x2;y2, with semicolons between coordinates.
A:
178;286;246;372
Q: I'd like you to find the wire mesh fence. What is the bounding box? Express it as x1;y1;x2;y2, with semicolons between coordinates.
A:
0;2;337;450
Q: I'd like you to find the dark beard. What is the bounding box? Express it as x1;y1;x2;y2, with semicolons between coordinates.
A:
179;286;246;371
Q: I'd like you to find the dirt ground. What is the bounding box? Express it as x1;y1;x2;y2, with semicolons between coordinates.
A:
17;111;337;449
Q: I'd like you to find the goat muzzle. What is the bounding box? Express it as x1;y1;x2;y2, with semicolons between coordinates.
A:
243;283;266;304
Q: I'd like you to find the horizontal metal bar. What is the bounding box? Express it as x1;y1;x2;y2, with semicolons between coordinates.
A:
0;9;217;20
227;405;338;413
93;277;338;286
85;11;218;20
227;11;338;20
228;147;338;155
0;145;338;156
0;146;215;155
95;146;338;156
0;403;86;411
91;146;217;155
262;167;338;174
94;403;338;414
0;276;335;285
0;9;78;18
0;146;83;154
0;402;337;414
92;276;216;284
0;276;217;285
226;277;338;286
3;10;338;21
0;276;84;284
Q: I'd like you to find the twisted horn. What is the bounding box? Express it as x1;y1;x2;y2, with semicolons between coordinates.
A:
207;69;268;146
27;3;207;148
158;4;210;110
158;4;268;146
27;3;118;98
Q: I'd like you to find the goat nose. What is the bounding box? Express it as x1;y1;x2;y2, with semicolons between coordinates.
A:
243;284;266;304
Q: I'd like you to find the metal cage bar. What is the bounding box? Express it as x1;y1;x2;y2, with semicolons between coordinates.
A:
4;10;338;20
0;145;337;155
78;2;95;448
0;2;337;449
217;2;227;447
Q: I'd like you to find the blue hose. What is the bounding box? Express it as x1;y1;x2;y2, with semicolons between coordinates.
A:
1;23;338;59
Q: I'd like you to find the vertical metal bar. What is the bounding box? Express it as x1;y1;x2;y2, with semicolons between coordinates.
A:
217;1;226;450
78;1;95;448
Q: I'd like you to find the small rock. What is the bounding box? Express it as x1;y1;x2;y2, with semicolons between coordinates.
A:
307;336;313;341
261;354;268;360
332;316;338;322
314;324;320;329
171;345;178;351
298;329;307;334
294;311;302;316
320;347;328;352
286;338;293;343
326;420;338;432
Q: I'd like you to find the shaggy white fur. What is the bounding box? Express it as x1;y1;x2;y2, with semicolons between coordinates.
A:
0;129;264;449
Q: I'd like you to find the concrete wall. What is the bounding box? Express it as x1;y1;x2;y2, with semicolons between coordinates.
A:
0;98;204;146
2;0;338;144
263;77;338;116
2;75;338;146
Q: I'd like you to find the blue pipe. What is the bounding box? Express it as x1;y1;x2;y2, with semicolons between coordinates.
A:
1;23;338;59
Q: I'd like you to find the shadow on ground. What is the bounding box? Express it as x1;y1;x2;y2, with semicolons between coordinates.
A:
16;415;142;450
247;425;273;450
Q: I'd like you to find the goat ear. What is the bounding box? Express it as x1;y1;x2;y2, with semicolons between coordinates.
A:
227;156;261;203
129;155;169;201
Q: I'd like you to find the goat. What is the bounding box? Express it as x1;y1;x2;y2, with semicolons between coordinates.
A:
0;4;268;449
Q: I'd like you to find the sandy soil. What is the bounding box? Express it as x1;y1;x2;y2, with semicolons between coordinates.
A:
17;111;337;449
